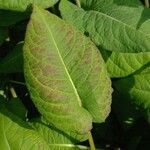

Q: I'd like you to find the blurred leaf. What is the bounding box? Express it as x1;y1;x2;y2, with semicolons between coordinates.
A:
6;97;27;120
112;91;142;130
114;63;150;123
0;42;23;73
0;10;29;27
0;0;59;11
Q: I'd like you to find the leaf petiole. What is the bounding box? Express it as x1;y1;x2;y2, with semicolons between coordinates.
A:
75;0;81;7
9;80;26;86
145;0;150;7
10;87;17;98
88;131;96;150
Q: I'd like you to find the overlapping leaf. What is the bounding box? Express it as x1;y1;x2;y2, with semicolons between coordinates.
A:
24;5;112;136
60;0;150;53
0;10;29;27
101;50;150;77
112;91;142;130
59;0;150;77
0;96;91;150
0;0;59;11
0;42;23;73
114;63;150;123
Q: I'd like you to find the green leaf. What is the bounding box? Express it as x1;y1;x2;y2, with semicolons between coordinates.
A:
114;63;150;123
24;5;112;136
0;96;50;150
30;118;92;148
0;27;8;45
0;97;91;150
101;50;150;78
6;98;27;120
0;10;29;27
0;42;23;73
0;0;59;11
60;0;150;53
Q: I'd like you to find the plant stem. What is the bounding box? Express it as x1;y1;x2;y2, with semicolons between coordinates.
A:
75;0;81;7
88;131;96;150
9;80;26;86
10;87;17;98
145;0;150;7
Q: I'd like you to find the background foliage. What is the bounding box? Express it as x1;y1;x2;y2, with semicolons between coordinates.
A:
0;0;150;149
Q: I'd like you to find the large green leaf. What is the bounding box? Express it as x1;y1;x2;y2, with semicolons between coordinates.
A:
60;0;150;53
114;63;150;123
0;27;8;45
0;10;29;27
101;50;150;78
0;0;59;11
0;96;91;150
0;42;23;73
24;5;112;136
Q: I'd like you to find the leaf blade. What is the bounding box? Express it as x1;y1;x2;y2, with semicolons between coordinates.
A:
0;0;59;11
60;0;150;53
24;5;112;136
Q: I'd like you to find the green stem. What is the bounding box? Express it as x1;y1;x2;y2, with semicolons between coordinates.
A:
75;0;81;7
9;80;26;86
88;131;96;150
10;87;17;98
145;0;149;7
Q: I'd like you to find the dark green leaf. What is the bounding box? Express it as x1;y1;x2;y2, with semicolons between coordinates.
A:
6;97;27;119
114;63;150;123
0;27;8;45
0;42;23;73
0;10;29;27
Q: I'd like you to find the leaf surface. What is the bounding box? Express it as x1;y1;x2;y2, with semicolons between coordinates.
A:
101;50;150;77
60;0;150;53
24;5;112;136
0;0;59;11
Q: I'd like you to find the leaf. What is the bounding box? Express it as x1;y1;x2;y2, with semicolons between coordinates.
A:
0;10;29;27
6;98;27;120
0;27;8;45
0;96;50;150
0;42;23;73
101;50;150;78
24;5;112;137
113;63;150;123
60;0;150;53
0;0;59;11
30;118;93;149
0;96;91;150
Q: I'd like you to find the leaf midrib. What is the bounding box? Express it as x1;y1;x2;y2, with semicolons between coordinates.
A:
38;9;82;107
